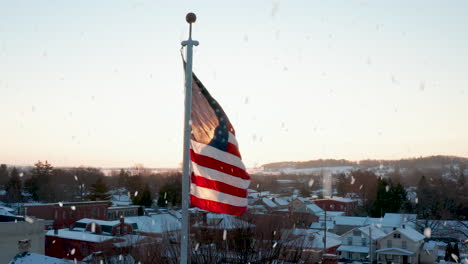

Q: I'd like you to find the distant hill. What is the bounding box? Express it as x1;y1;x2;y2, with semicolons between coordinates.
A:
262;155;468;170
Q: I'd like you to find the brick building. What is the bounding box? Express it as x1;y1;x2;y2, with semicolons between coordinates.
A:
45;217;146;261
313;197;357;215
23;201;110;229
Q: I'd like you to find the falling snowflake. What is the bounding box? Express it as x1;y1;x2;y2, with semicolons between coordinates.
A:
308;179;314;187
272;242;277;248
71;248;75;255
223;229;227;240
350;176;355;185
59;202;63;207
71;206;76;211
424;227;431;238
91;222;96;233
134;191;138;197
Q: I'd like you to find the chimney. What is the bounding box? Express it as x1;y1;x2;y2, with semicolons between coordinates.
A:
18;239;31;254
120;215;125;236
393;227;397;231
402;224;405;229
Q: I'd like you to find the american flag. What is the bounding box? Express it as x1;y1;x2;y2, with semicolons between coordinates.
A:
189;72;250;215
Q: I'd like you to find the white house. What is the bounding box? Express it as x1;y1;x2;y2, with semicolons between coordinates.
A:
376;226;425;264
337;224;386;262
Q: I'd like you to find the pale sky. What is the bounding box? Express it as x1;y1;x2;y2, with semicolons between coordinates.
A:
1;0;468;168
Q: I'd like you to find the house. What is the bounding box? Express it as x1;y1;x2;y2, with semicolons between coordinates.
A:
420;241;439;264
254;197;278;210
273;197;290;208
22;201;110;229
0;215;45;264
45;217;151;261
376;226;425;264
126;213;181;237
289;197;310;211
107;205;139;220
337;224;386;262
282;229;341;264
8;252;77;264
295;203;324;216
334;216;382;235
381;213;417;232
313;197;357;215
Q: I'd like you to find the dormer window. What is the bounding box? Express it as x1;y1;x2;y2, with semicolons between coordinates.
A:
393;233;401;238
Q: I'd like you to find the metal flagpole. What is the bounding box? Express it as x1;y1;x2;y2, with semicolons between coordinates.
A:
180;12;198;264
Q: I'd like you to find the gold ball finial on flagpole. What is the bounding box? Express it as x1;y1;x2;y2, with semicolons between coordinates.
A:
186;12;197;24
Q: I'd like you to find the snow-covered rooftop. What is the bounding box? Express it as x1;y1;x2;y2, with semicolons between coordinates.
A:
357;225;387;240
126;214;181;234
382;213;417;228
334;216;381;227
8;252;76;264
305;203;324;215
375;247;415;255
261;197;277;208
422;241;438;251
274;197;289;206
393;226;425;242
46;229;114;243
337;245;369;253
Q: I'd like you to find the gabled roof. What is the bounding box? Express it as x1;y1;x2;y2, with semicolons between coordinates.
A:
274;197;289;206
357;225;387;240
382;213;417;228
384;226;425;242
261;197;277;208
285;231;341;249
305;203;324;215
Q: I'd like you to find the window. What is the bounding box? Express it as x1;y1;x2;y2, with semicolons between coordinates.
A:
348;237;353;245
361;238;367;246
387;240;392;248
402;240;407;249
393;233;401;239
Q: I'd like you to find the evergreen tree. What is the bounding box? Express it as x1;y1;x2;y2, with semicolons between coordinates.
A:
0;164;8;186
88;178;111;201
157;179;181;207
371;178;408;217
25;161;54;201
117;169;129;189
444;242;452;261
5;167;22;203
453;243;460;261
133;185;153;207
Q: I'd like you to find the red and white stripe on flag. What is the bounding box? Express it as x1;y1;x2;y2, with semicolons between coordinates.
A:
189;72;250;215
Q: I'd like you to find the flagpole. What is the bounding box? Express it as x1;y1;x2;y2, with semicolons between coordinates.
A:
180;12;198;264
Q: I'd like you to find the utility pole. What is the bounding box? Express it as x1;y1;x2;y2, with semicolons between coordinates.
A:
322;209;327;263
369;225;373;264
